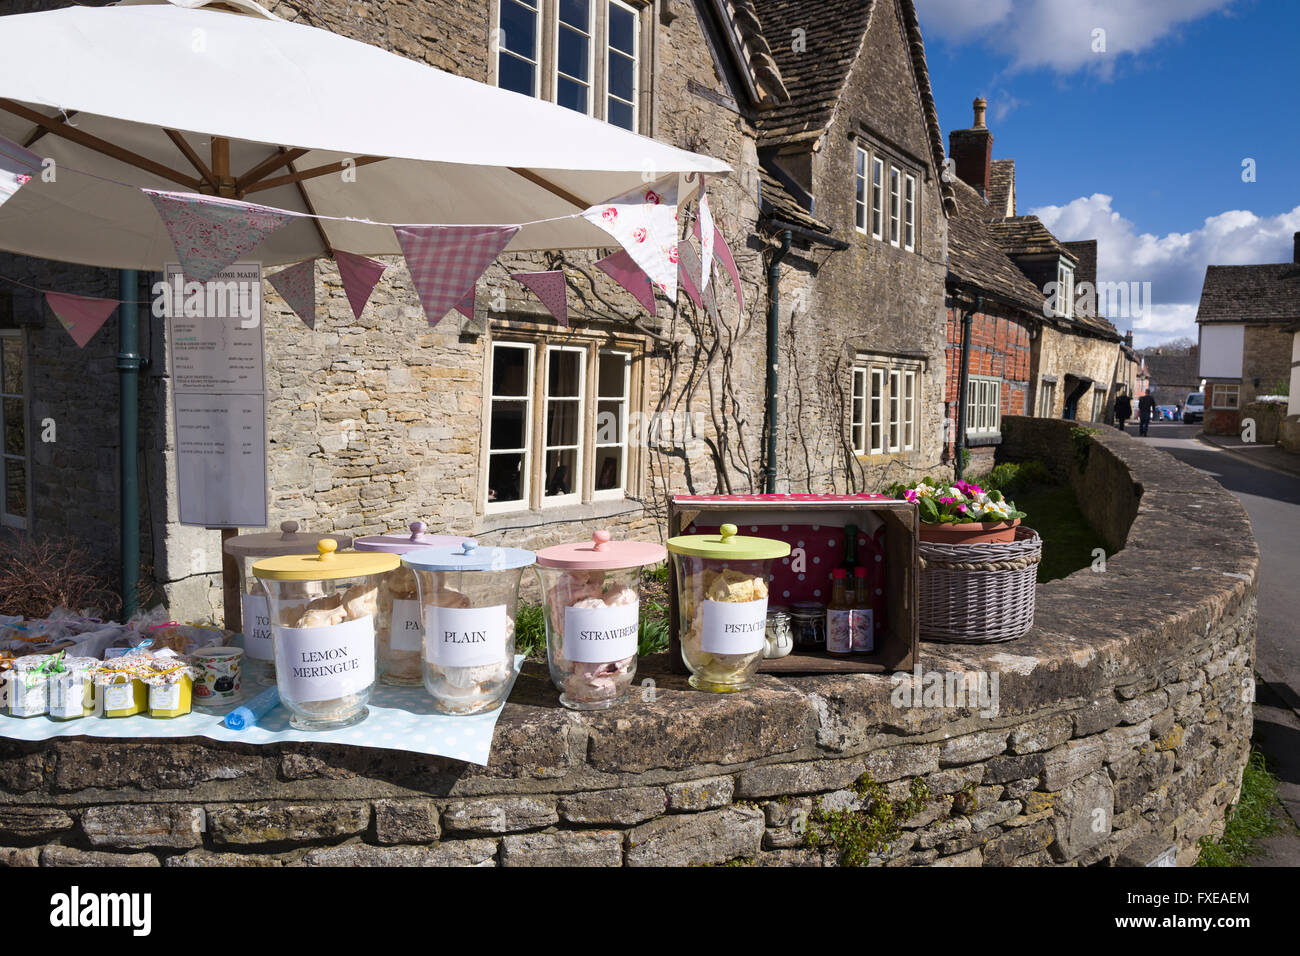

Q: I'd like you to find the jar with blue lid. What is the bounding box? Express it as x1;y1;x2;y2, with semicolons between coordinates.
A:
401;540;536;715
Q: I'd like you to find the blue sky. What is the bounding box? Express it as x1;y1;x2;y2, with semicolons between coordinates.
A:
914;0;1300;346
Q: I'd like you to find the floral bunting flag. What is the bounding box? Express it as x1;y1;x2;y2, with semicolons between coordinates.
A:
511;270;569;327
595;249;656;317
582;175;680;305
695;217;742;311
334;250;387;321
697;181;715;294
0;135;40;209
454;283;476;320
143;188;297;283
45;292;118;349
393;224;519;327
267;259;317;330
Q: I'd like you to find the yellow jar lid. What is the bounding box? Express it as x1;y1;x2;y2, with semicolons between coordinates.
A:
252;538;399;581
666;523;791;561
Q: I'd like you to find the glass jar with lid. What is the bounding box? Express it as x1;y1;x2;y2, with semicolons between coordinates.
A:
667;524;790;692
223;522;354;685
535;530;666;711
252;538;396;730
354;521;471;686
402;540;535;715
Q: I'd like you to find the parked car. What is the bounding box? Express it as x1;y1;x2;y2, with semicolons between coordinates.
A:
1183;392;1205;425
1155;405;1178;421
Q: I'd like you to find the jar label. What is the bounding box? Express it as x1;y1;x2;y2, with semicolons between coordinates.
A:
826;609;853;654
391;599;424;651
49;675;85;717
242;592;273;661
274;615;375;703
104;682;133;712
424;604;507;668
700;599;768;655
851;609;875;653
563;601;639;663
150;683;181;712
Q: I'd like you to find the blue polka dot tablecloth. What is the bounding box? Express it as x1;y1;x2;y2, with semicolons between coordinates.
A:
0;655;524;767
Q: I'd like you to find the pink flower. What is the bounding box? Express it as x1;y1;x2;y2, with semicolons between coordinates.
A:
645;190;661;205
939;496;955;504
957;504;967;513
903;489;919;503
15;174;31;185
601;207;618;223
667;245;679;264
632;227;648;243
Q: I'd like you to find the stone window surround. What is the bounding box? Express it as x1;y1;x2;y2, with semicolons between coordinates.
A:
852;354;922;457
491;0;652;133
479;321;648;518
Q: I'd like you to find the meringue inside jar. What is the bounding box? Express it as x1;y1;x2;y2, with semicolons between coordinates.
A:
540;566;641;710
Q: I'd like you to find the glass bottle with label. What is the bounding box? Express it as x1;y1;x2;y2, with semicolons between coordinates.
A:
851;566;874;653
667;524;791;692
354;522;471;686
535;530;666;711
825;568;853;654
224;522;354;686
402;541;536;715
253;539;396;730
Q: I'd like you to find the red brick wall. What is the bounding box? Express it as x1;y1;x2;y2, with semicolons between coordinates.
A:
943;303;1033;463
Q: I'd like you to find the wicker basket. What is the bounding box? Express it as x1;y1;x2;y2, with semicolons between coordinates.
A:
918;526;1040;643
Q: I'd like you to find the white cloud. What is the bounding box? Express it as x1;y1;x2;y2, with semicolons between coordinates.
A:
914;0;1236;75
1030;193;1300;346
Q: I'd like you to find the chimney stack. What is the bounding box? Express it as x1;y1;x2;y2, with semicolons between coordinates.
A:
948;97;993;197
1293;230;1299;264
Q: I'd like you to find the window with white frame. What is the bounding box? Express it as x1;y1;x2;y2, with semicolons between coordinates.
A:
854;148;868;234
852;358;920;456
966;375;1001;436
496;0;642;131
486;335;641;513
1091;389;1107;423
1038;380;1057;418
888;165;901;247
1211;383;1240;410
870;157;884;240
1;331;27;529
1056;259;1075;319
904;174;916;252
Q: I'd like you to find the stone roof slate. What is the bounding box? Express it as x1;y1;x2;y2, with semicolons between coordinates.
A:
987;216;1077;260
1196;263;1300;325
759;166;831;234
987;159;1014;217
946;178;1045;314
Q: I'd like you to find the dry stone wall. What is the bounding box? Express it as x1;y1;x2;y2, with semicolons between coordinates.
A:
0;422;1256;866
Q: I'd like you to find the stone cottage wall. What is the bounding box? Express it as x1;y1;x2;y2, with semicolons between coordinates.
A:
1032;325;1125;422
0;422;1256;866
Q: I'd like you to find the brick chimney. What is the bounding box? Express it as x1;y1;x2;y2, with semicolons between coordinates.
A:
948;97;993;197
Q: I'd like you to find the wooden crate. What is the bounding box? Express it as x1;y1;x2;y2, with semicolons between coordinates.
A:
666;494;918;675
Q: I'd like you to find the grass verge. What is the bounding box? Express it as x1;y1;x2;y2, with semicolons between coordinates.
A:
1196;749;1290;866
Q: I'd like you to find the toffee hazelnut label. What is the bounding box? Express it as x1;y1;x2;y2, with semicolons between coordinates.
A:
390;599;424;651
700;598;768;655
563;601;639;663
273;615;375;702
150;683;182;711
241;592;273;661
424;604;507;668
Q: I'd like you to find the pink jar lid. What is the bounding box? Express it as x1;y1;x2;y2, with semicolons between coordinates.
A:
354;521;471;554
535;529;667;570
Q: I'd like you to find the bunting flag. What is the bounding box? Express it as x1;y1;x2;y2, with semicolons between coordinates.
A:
267;259;317;330
511;270;569;327
583;175;680;305
677;242;704;309
696;217;743;311
0;135;39;209
334;250;387;321
596;249;656;317
144;188;297;283
393;224;519;327
697;182;715;294
454;283;476;320
45;292;118;348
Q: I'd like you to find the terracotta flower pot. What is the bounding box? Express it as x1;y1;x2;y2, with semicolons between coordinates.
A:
919;518;1021;545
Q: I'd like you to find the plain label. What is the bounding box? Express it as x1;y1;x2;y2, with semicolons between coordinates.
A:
563;601;639;663
424;605;507;668
274;615;375;703
700;599;768;655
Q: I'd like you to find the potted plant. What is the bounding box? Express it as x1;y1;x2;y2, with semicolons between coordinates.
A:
884;477;1025;544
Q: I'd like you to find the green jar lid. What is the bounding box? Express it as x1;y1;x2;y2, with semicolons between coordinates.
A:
666;523;790;561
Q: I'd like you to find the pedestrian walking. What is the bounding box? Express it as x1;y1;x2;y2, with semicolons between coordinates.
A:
1114;391;1132;432
1138;392;1155;436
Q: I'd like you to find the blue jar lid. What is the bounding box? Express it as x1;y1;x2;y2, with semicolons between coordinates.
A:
401;539;536;572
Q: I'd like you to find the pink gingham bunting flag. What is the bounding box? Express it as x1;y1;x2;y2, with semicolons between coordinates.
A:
334;250;387;321
454;283;476;320
393;225;519;327
268;259;317;330
583;175;680;305
144;188;297;283
595;249;656;317
511;270;568;327
46;292;118;349
0;135;40;209
695;216;742;311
